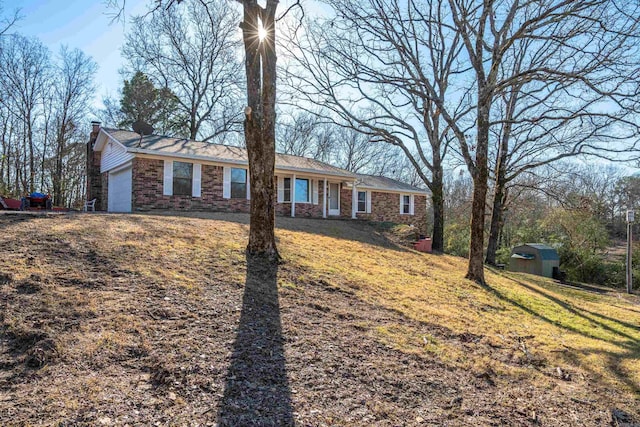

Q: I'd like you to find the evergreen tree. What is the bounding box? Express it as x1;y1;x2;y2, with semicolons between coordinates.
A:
119;71;187;136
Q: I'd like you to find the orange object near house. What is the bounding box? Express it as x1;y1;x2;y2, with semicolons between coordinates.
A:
414;237;432;253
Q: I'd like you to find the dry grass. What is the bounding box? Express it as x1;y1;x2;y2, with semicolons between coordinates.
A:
278;224;640;389
0;212;638;426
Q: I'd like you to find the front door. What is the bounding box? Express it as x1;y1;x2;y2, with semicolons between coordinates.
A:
328;183;340;216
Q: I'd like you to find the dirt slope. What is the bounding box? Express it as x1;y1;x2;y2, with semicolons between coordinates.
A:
0;212;638;426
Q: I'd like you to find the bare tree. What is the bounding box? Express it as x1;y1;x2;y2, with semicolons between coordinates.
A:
281;0;471;253
0;34;50;193
277;112;399;174
112;0;301;259
482;2;640;265
277;111;335;160
49;46;97;206
284;0;640;282
97;94;125;129
331;127;399;174
0;2;20;37
433;0;640;283
0;28;97;207
122;0;243;141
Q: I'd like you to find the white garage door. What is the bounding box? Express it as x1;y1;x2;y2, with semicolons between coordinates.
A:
108;167;132;212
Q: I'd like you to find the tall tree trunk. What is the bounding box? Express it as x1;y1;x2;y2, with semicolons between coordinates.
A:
53;117;67;206
53;136;64;206
241;0;278;260
189;106;198;140
431;167;445;252
27;115;34;193
466;96;490;284
0;123;7;190
485;184;508;265
485;138;509;265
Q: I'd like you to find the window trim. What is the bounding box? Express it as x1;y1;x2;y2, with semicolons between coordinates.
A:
172;161;193;196
400;194;414;215
357;190;367;213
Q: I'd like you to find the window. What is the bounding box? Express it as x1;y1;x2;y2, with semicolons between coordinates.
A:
357;191;367;213
295;178;309;203
231;168;247;199
283;177;291;202
402;194;411;214
173;161;193;196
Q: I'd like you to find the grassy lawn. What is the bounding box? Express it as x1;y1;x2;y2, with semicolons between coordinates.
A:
0;212;638;425
278;219;640;396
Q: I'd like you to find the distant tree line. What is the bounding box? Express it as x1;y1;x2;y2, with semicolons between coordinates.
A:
443;163;640;288
0;6;97;207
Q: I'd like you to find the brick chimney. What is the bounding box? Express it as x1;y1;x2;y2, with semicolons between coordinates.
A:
86;121;103;210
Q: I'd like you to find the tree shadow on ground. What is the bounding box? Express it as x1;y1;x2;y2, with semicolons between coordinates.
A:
479;278;637;350
509;278;638;346
217;254;293;426
480;275;640;401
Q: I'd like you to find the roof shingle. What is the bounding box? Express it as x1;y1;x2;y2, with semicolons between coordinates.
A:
102;128;355;178
356;174;428;194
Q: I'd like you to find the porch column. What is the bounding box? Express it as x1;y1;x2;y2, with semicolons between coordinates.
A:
322;178;327;218
351;181;357;219
291;173;296;217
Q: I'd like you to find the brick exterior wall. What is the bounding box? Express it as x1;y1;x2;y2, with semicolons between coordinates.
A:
130;159;330;217
132;158;250;212
100;172;108;211
340;184;352;218
275;177;325;218
86;130;104;210
343;188;428;233
104;156;427;232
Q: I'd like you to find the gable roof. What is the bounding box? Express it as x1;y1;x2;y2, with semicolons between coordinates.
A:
99;128;356;179
355;174;428;195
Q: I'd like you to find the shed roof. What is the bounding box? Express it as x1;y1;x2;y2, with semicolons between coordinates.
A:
100;128;356;179
513;243;560;261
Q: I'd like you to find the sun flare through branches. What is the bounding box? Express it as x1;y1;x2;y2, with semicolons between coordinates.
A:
258;20;268;42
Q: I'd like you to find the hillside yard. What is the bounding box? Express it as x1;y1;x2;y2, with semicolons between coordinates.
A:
0;212;639;426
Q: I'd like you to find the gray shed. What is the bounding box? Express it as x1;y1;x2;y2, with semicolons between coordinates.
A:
508;243;559;278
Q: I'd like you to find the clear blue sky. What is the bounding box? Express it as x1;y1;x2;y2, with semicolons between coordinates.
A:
10;0;149;116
